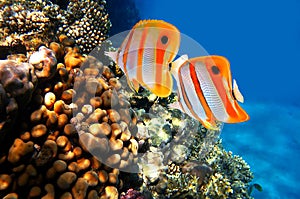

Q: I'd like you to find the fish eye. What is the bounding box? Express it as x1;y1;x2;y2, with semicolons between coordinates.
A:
161;35;168;44
211;65;220;75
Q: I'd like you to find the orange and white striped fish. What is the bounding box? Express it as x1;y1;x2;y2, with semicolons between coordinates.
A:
169;55;250;130
105;19;180;97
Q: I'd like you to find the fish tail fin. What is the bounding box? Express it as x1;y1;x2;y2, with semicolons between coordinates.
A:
104;51;118;63
233;79;244;103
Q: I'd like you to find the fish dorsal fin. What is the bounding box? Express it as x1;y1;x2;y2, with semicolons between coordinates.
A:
133;19;162;28
233;79;244;103
133;19;178;30
170;54;188;75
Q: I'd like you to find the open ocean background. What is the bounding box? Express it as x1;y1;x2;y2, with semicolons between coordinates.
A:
132;0;300;198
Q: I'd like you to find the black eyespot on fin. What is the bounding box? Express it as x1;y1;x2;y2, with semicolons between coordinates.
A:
161;35;168;44
211;65;220;75
168;62;172;71
232;89;237;100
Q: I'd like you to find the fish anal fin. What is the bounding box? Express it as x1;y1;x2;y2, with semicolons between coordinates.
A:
201;119;220;131
233;79;244;103
169;54;188;84
147;83;172;98
168;101;183;112
131;78;140;92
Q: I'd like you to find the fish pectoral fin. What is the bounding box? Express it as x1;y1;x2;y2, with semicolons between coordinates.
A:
232;79;244;103
104;50;118;63
169;54;188;83
168;101;183;112
170;54;188;73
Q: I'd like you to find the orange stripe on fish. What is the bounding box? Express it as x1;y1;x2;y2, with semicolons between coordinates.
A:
122;28;135;73
169;55;219;130
170;54;249;130
136;25;149;90
105;19;180;97
188;61;218;127
178;65;198;119
190;56;229;122
199;56;249;123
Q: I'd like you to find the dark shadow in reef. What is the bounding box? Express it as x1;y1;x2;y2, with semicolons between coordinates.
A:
106;0;141;35
50;0;69;10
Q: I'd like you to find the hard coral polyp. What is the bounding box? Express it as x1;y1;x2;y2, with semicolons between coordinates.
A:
8;138;34;164
29;46;57;80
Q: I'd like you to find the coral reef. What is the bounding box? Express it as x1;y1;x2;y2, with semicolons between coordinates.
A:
0;0;111;56
0;37;132;199
58;0;111;53
0;0;255;198
0;0;64;55
0;59;37;147
120;188;145;199
29;46;57;80
129;97;253;198
200;143;254;199
70;53;140;173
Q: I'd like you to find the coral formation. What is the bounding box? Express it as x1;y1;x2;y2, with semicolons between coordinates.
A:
0;37;129;199
71;52;140;173
0;0;255;198
0;59;37;147
0;0;64;55
130;97;253;198
0;0;111;56
58;0;111;53
29;46;57;80
120;188;145;199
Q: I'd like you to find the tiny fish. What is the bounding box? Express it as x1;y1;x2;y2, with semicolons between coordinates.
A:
169;55;249;130
105;19;180;97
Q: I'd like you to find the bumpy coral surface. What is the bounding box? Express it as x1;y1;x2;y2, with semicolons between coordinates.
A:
58;0;111;53
0;37;136;199
0;59;37;147
126;93;254;199
0;0;111;56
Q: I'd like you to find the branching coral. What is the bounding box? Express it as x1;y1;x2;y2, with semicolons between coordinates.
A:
58;0;111;53
0;0;111;56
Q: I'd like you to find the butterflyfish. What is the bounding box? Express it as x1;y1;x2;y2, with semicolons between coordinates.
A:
169;55;250;130
105;19;180;97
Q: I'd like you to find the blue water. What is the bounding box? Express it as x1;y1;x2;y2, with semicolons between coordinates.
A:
133;0;300;198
